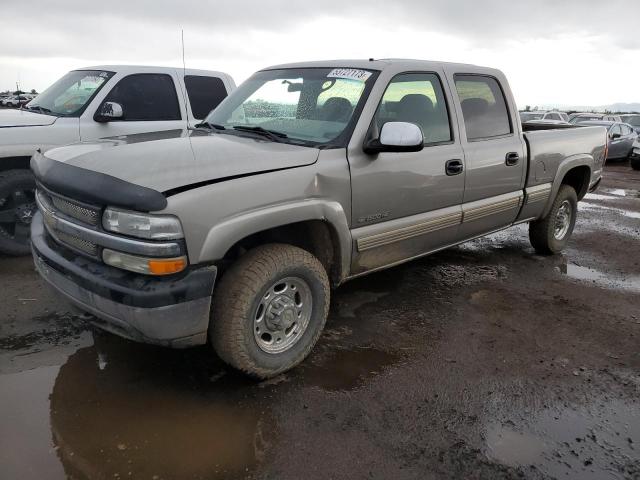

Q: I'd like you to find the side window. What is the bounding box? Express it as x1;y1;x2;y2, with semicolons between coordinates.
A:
184;75;228;119
104;74;181;121
374;72;452;144
610;124;622;136
547;113;561;121
454;75;512;140
621;125;632;135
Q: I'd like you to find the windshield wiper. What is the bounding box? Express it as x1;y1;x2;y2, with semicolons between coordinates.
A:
232;125;288;142
26;105;54;115
194;121;226;131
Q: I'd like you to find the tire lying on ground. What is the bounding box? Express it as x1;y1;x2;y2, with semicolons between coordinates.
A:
210;243;330;379
0;170;37;256
529;184;578;255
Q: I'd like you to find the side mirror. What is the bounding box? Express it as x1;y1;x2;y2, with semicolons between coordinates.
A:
610;132;621;140
94;102;123;123
364;121;424;154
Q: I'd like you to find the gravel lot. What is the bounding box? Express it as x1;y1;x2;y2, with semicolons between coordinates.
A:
1;163;638;480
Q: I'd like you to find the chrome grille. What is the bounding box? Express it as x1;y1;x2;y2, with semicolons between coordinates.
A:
36;189;100;258
49;194;100;226
54;229;98;257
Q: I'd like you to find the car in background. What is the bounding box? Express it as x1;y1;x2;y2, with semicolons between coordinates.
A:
569;113;604;124
630;137;640;170
580;120;637;161
620;114;640;134
2;95;30;108
603;115;623;122
519;110;569;123
0;65;236;256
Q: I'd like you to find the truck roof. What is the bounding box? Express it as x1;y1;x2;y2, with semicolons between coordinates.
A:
262;58;501;76
76;65;232;79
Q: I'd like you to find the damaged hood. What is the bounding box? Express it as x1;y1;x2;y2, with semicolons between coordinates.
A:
42;129;320;193
0;109;58;127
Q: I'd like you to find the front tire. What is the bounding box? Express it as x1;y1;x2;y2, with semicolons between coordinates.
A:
529;185;578;255
0;170;37;256
210;244;330;379
631;157;640;171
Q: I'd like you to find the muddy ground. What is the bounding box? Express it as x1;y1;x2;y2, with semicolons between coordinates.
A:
1;164;638;480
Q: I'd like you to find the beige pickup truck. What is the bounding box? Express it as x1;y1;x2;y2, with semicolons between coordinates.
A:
31;59;606;378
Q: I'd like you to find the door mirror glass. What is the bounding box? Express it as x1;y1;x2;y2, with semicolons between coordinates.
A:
364;121;424;154
95;102;123;122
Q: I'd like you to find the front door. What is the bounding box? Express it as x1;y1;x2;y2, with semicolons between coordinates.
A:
348;71;466;274
80;73;186;141
449;73;526;239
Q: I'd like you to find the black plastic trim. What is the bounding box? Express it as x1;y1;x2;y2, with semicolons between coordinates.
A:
32;213;215;308
163;164;301;197
31;152;167;211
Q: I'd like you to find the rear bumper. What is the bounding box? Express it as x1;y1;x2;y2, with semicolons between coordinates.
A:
31;212;216;347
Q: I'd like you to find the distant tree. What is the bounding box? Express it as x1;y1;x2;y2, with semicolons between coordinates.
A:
524;105;531;112
30;89;37;94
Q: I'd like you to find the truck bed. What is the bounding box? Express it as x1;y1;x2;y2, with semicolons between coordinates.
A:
523;125;607;192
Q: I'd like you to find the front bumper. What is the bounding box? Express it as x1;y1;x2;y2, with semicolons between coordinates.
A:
31;212;217;348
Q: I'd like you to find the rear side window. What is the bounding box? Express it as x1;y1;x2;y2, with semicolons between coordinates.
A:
374;72;452;144
104;73;181;121
547;113;561;121
454;75;512;140
184;75;228;119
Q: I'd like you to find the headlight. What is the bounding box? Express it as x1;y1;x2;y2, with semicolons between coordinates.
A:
102;207;184;240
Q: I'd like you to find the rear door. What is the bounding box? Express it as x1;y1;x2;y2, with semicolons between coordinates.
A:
349;70;466;274
445;71;526;239
183;75;228;121
79;73;185;141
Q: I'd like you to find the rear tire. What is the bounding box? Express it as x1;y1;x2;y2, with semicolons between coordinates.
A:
529;185;578;255
0;170;37;256
210;243;330;379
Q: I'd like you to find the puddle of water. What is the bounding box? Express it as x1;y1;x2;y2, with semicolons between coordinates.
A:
0;366;67;480
557;263;640;293
335;290;389;318
0;335;271;480
585;193;617;201
485;427;547;466
602;188;640;198
303;347;399;392
486;399;640;480
580;202;640;220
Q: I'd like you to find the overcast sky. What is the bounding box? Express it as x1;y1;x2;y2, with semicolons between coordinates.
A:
1;0;638;107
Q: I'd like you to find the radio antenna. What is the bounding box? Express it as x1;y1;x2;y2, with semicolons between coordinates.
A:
181;29;192;129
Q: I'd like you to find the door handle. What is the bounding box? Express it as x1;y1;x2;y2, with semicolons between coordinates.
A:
445;159;464;176
505;152;520;166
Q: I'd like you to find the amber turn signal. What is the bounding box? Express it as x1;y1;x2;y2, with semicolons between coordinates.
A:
148;257;187;275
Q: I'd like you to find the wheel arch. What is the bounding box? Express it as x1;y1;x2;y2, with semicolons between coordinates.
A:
541;155;592;217
0;156;32;173
198;200;352;286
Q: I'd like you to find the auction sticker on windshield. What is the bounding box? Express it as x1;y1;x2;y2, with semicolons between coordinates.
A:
327;68;372;81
